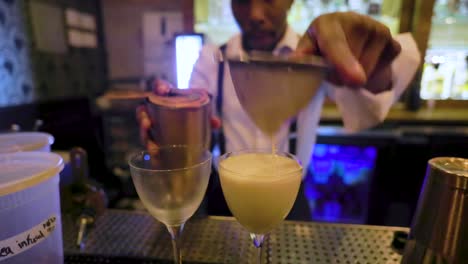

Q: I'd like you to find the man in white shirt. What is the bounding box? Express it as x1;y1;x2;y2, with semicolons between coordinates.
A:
189;4;419;169
138;0;420;218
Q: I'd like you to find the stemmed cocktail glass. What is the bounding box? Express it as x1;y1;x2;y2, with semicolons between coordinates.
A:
128;145;212;264
218;148;302;263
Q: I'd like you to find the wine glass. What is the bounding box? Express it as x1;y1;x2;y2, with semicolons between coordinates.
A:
128;145;212;264
218;148;302;263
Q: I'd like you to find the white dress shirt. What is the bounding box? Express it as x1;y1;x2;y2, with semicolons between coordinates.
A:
189;26;420;175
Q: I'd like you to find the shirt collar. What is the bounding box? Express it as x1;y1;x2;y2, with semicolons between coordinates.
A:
226;25;299;58
274;26;300;53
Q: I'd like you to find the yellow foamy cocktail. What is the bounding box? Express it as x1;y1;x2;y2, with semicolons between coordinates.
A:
219;151;302;234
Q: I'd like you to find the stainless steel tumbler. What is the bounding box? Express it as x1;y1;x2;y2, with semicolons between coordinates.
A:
402;157;468;264
145;88;211;167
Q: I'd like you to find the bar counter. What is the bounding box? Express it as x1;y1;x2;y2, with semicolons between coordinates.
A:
320;105;468;125
63;210;407;264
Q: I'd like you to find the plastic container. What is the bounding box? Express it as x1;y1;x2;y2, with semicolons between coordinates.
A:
0;152;64;263
0;132;54;153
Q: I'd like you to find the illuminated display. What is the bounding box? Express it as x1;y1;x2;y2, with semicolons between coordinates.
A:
175;34;203;89
305;144;377;224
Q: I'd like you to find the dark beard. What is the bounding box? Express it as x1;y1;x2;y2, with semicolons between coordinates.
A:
241;36;277;52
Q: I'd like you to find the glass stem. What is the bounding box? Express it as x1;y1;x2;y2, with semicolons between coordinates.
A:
251;233;266;264
167;224;184;264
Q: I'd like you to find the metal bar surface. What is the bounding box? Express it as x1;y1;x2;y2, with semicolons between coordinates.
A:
63;210;408;264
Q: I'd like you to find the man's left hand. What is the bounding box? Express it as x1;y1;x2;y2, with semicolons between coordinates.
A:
296;12;401;94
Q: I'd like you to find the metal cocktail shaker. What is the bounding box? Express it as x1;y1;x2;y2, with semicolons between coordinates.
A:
145;88;211;166
402;157;468;264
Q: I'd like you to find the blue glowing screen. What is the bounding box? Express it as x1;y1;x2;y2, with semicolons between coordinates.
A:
304;144;377;224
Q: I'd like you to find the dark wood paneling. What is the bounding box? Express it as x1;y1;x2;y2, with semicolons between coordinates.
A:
183;0;194;32
399;0;416;33
412;0;436;61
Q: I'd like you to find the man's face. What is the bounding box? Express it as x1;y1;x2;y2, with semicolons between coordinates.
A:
231;0;293;51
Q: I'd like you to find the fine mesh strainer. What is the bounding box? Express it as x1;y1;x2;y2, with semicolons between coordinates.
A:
225;51;330;136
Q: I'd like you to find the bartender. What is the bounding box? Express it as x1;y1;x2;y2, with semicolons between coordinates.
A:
137;0;421;218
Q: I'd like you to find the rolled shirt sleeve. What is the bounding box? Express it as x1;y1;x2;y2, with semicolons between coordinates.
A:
328;33;421;132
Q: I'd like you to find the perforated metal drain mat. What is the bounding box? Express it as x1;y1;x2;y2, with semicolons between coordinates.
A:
63;210;408;264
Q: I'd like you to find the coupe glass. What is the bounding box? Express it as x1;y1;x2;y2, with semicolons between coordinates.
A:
218;149;302;263
128;145;212;264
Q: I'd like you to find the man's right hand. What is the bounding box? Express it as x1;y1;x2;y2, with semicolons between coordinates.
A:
136;103;156;149
136;79;222;149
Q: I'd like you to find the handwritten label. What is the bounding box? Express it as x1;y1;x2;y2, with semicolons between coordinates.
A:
0;215;57;262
